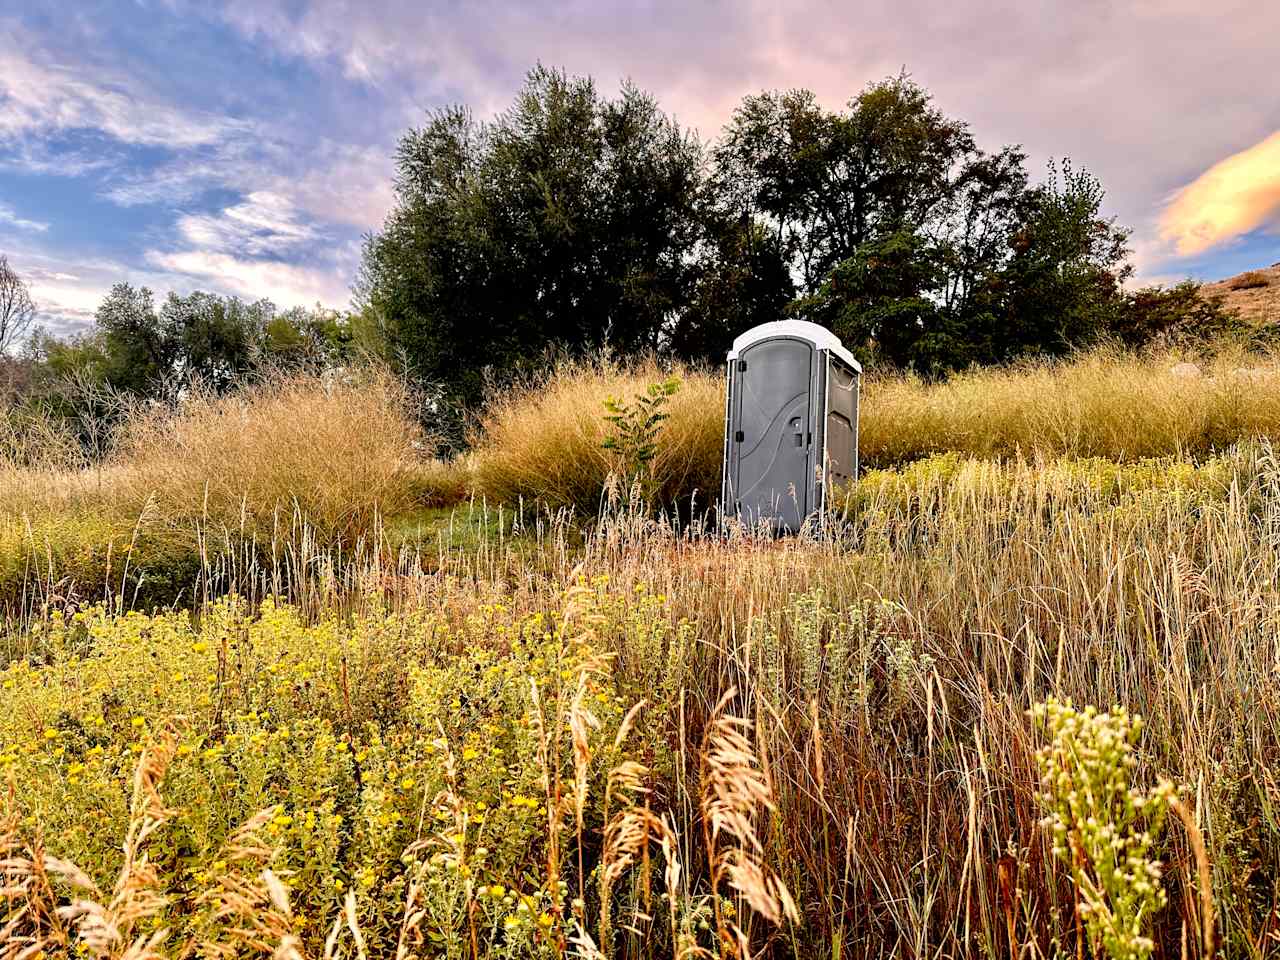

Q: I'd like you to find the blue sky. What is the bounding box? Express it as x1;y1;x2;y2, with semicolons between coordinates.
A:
2;0;1278;335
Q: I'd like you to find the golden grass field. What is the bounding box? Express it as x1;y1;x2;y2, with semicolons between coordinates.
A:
4;349;1280;959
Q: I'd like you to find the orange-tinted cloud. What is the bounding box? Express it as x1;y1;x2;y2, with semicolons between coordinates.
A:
1159;131;1280;256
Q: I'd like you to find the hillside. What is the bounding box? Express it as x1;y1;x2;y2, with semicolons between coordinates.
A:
1203;260;1280;324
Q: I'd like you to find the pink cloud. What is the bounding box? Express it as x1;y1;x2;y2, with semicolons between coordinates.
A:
1159;131;1280;256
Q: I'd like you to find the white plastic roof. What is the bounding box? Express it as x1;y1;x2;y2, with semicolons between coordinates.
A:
727;319;862;373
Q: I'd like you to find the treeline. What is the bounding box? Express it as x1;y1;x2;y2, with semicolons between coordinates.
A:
0;284;378;454
2;67;1251;453
359;67;1247;442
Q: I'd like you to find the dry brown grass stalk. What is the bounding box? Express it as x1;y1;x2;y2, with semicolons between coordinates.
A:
700;689;799;954
189;807;302;959
112;367;432;540
1;737;177;960
468;355;723;515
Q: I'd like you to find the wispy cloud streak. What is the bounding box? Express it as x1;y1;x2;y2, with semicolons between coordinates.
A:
0;202;48;231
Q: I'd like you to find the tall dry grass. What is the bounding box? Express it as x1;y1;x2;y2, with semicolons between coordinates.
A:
5;445;1280;956
468;356;723;515
0;406;100;516
12;344;1280;957
553;444;1280;958
859;346;1280;466
111;367;434;540
467;348;1280;512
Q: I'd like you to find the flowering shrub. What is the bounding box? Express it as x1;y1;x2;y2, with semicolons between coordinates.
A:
0;595;622;952
0;581;802;959
1031;698;1175;960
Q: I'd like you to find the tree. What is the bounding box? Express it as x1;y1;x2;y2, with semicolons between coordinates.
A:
18;286;362;450
714;77;982;296
160;290;274;390
998;160;1133;357
718;76;1138;373
83;285;352;398
795;228;951;369
715;76;1042;372
676;214;795;362
92;283;179;395
264;305;355;369
0;255;36;357
359;66;707;444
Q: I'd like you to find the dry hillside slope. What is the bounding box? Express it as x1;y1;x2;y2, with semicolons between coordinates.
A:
1202;261;1280;324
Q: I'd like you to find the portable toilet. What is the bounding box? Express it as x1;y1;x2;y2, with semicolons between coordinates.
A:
720;320;861;533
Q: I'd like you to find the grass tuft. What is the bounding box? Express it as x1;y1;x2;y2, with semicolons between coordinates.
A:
111;366;434;540
468;356;723;516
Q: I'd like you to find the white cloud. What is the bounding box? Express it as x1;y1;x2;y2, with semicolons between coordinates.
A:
100;143;259;207
0;202;48;231
141;191;350;310
144;248;350;308
1;248;119;335
94;138;395;233
1158;131;1280;257
266;144;396;231
0;35;243;149
0;138;117;178
176;192;321;256
0;23;359;232
24;266;80;283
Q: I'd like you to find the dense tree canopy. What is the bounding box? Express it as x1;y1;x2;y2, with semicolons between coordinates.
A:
359;66;708;439
716;83;1135;372
361;67;1228;429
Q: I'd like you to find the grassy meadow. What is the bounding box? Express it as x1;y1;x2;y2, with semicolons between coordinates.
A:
5;349;1280;959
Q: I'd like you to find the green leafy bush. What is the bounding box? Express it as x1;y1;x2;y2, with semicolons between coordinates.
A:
602;375;681;507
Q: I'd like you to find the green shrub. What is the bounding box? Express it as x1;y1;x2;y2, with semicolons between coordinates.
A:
0;513;202;619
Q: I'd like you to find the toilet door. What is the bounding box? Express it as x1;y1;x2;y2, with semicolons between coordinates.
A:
729;337;813;532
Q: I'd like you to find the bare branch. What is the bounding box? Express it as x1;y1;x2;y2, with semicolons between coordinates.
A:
0;255;37;357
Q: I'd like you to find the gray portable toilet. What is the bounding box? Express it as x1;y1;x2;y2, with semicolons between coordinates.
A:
720;320;861;533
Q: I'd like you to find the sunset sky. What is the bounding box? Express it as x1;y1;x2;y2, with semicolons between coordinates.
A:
2;0;1278;333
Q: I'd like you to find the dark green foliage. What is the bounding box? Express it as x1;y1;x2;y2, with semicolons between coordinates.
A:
713;78;981;293
363;67;1183;399
996;160;1133;359
794;228;949;370
723;80;1135;374
33;285;353;398
359;67;706;445
1115;280;1260;348
675;216;795;362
